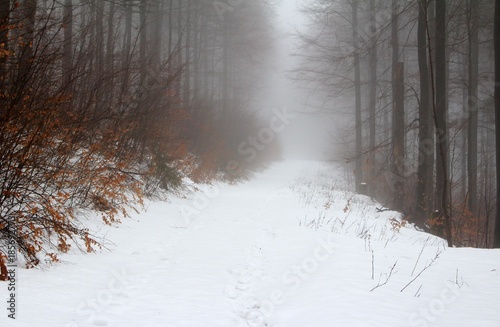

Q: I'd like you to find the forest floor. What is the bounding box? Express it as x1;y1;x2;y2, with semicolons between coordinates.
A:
1;161;499;327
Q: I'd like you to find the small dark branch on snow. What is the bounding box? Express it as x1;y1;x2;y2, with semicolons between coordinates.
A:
414;284;423;297
370;261;398;292
412;237;430;276
401;250;441;292
376;207;390;213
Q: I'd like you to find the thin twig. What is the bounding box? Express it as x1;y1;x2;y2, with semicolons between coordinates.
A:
401;251;440;292
370;261;398;292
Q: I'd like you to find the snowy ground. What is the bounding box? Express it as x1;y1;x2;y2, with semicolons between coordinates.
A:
1;161;500;327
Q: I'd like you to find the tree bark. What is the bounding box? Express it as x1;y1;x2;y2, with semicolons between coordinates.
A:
19;0;36;82
434;0;452;246
352;0;363;192
96;0;104;66
368;0;377;194
0;0;10;91
62;0;72;90
176;0;182;97
391;0;404;212
139;1;147;87
493;0;500;248
121;0;132;104
416;0;430;226
222;13;229;120
183;0;191;106
168;0;173;58
467;0;479;214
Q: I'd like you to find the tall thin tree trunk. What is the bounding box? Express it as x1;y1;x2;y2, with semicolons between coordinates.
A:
138;0;148;160
105;1;115;107
434;0;452;246
426;0;436;213
62;0;73;90
168;0;173;58
352;0;363;192
183;0;191;106
493;0;500;248
391;0;404;211
139;1;147;87
461;53;467;201
467;0;479;214
222;14;229;120
368;0;377;194
96;0;104;68
176;0;182;97
20;0;36;81
201;11;209;99
416;0;430;226
152;0;162;71
0;0;10;92
192;11;200;101
106;3;115;72
121;0;132;104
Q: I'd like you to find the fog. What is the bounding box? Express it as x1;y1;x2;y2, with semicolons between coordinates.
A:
1;0;497;251
252;0;341;161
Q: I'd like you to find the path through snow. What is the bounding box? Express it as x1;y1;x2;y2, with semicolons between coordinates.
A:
1;161;499;327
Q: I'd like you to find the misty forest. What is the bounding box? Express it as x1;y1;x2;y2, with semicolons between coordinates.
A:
0;0;500;326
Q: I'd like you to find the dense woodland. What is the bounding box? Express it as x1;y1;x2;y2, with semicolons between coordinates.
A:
0;0;500;271
0;0;278;267
295;0;500;248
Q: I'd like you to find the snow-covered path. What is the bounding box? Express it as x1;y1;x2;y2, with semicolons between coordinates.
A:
2;161;500;327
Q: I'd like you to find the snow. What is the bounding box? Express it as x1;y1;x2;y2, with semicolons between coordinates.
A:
1;161;499;327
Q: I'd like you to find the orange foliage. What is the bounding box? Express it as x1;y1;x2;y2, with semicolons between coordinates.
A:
0;254;7;281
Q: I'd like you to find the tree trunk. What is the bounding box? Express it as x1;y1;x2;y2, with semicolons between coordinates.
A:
152;0;162;70
368;0;377;194
391;0;404;212
106;2;115;77
192;10;200;101
168;0;173;58
426;0;436;213
19;0;36;81
95;0;104;81
62;0;72;91
183;0;191;106
467;0;479;214
138;0;148;160
222;13;229;120
352;0;363;192
434;0;452;246
176;0;182;97
104;0;115;108
139;1;147;87
0;0;10;91
121;0;132;104
493;0;500;248
460;52;467;201
416;0;431;227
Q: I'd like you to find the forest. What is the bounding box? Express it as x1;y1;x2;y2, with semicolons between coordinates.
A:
0;0;499;273
0;0;279;267
295;0;500;248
